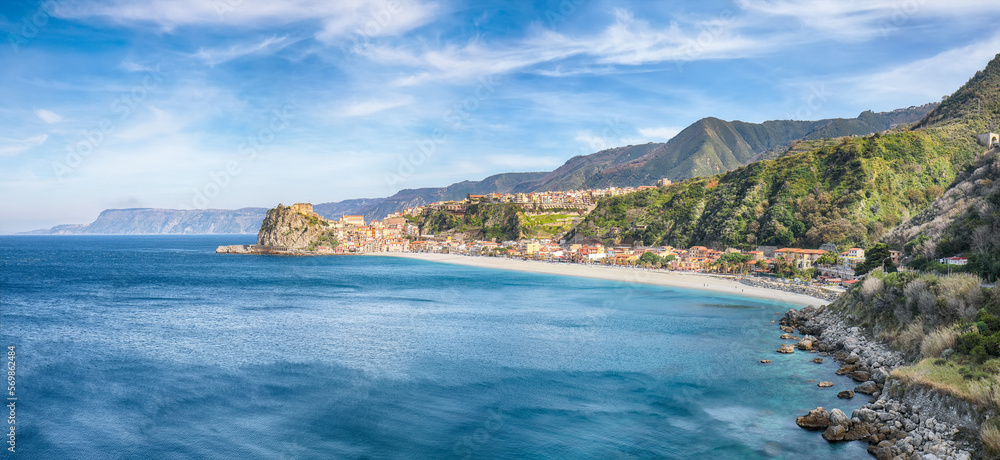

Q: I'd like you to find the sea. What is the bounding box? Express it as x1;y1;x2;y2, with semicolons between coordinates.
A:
0;235;870;459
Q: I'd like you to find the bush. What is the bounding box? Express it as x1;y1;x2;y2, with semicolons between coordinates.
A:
861;276;884;303
983;423;1000;455
921;327;959;359
892;321;926;356
936;273;983;321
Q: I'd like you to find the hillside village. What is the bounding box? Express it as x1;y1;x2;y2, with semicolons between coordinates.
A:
218;180;971;289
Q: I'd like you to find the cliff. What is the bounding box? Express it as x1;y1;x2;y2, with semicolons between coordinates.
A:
256;205;336;250
22;207;266;234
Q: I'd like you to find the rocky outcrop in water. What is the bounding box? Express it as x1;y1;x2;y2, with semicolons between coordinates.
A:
783;307;981;459
256;205;331;250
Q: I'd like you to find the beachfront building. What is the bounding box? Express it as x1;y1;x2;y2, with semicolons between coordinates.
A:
774;248;828;269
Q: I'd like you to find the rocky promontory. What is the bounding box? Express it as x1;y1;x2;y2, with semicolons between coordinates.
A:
783;307;982;459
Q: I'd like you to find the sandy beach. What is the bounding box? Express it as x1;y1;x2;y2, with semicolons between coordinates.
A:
374;252;832;306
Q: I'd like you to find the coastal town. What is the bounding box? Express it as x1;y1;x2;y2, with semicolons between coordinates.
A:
216;180;949;289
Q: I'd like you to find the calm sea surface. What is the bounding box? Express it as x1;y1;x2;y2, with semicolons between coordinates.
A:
0;236;868;459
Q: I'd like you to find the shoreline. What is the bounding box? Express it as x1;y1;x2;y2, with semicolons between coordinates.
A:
784;307;977;458
371;252;832;307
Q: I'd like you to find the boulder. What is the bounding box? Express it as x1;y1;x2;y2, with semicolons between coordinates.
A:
855;381;879;395
796;407;831;431
836;365;858;375
837;390;855;399
852;408;877;423
851;370;872;382
760;360;772;364
812;357;823;364
780;334;799;340
777;344;795;354
845;354;860;364
818;381;834;387
797;339;815;351
844;423;873;441
780;326;794;333
829;408;850;427
822;424;847;442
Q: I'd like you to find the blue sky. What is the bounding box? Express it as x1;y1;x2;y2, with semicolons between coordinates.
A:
2;0;1000;233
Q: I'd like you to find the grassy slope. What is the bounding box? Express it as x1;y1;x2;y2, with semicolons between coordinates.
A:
570;131;971;250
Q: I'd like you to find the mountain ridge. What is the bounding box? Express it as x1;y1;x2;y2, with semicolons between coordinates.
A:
25;106;935;234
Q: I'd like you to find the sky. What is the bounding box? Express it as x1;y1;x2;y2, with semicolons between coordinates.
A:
2;0;1000;233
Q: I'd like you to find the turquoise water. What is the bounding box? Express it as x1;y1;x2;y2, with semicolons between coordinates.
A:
0;236;868;459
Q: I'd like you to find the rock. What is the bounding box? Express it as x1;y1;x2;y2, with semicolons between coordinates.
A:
257;205;331;249
818;381;834;387
845;354;860;364
837;390;855;399
780;325;794;333
836;364;858;375
851;370;872;382
855;381;878;395
760;359;771;364
829;408;850;427
844;423;872;441
797;339;814;350
822;424;846;442
780;334;799;340
796;407;831;431
812;357;823;364
853;408;877;423
777;344;795;354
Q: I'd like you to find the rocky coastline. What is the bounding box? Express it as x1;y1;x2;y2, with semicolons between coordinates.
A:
740;277;843;302
216;244;317;255
781;306;981;459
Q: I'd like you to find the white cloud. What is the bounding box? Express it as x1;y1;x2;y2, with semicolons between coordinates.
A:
0;134;48;157
34;109;62;123
840;34;1000;109
366;8;770;87
55;0;437;40
194;35;292;66
340;97;414;117
637;126;684;141
737;0;1000;40
120;60;156;72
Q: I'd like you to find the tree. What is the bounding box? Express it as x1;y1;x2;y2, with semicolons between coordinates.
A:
639;251;661;267
856;243;892;276
816;252;838;266
717;252;754;274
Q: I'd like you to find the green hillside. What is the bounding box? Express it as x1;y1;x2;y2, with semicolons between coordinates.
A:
568;131;973;250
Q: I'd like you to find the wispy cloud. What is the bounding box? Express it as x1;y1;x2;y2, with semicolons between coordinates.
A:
367;8;769;86
194;35;292;66
34;109;62;124
340;97;414;117
54;0;437;40
737;0;1000;40
0;135;48;157
840;33;1000;109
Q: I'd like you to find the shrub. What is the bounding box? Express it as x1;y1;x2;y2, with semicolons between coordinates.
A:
937;273;984;321
981;422;1000;454
892;321;926;355
933;358;947;365
921;327;959;359
861;276;884;303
